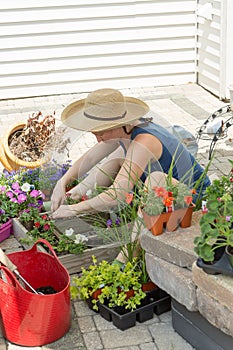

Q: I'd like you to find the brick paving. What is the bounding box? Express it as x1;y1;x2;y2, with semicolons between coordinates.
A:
0;84;232;349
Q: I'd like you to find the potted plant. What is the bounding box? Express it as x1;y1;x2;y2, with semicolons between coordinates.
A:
0;190;16;242
71;255;147;310
70;255;170;330
18;208;88;255
194;160;233;274
139;180;195;235
0;112;71;172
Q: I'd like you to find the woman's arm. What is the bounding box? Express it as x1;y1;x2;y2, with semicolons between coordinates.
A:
52;133;161;217
51;139;119;211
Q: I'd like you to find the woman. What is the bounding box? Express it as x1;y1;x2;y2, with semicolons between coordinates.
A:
51;88;210;219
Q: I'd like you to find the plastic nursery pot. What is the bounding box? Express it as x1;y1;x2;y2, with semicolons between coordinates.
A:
225;245;233;268
2;123;47;171
141;205;195;236
0;219;12;243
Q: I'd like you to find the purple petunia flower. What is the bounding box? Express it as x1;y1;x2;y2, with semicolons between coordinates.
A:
115;217;121;225
226;216;231;222
0;208;5;215
106;219;112;227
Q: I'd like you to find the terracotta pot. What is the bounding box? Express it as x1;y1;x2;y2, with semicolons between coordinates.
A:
1;123;46;171
92;288;103;300
142;281;157;292
141;204;195;236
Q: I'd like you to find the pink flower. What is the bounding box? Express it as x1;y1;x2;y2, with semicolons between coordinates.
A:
0;186;6;193
12;182;20;190
17;193;27;203
6;191;14;198
30;189;40;198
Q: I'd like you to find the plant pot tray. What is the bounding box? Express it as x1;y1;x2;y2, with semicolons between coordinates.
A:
98;288;171;331
196;252;233;277
12;218;121;275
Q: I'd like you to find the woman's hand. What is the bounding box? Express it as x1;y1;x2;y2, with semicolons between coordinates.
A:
51;180;67;212
51;205;77;219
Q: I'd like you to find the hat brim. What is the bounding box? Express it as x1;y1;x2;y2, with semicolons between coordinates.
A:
61;96;149;132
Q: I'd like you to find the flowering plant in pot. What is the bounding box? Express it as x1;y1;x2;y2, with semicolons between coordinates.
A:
70;256;146;311
194;161;233;267
0;180;44;218
19;208;88;255
139;180;195;235
2;159;73;200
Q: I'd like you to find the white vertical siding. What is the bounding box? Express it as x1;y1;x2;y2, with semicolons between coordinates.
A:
196;0;232;100
0;1;196;99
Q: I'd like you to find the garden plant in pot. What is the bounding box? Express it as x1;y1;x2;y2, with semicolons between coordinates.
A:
194;160;233;274
0;111;71;172
139;178;195;235
70;184;171;330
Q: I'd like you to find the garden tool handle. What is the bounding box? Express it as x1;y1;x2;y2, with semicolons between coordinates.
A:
0;247;17;272
0;248;41;294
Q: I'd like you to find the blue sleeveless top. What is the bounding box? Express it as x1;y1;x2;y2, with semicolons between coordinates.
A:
129;121;210;200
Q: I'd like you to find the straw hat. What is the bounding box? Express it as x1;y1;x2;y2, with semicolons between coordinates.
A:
61;88;149;132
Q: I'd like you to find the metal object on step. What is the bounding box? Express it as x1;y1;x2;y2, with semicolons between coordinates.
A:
0;247;43;295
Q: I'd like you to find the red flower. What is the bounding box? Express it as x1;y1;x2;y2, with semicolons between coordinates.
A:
154;186;168;198
81;194;89;201
41;215;47;220
34;222;40;228
43;223;50;231
163;196;174;207
184;196;193;205
126;193;134;204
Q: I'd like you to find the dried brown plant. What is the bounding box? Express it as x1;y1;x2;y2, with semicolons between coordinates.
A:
9;112;56;162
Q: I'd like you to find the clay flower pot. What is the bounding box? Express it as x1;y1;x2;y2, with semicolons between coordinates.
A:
141;204;195;236
1;123;47;171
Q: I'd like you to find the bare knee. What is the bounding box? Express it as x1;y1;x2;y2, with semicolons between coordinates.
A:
145;171;167;187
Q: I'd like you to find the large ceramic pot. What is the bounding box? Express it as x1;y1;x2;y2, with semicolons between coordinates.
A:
1;123;46;171
141;204;195;236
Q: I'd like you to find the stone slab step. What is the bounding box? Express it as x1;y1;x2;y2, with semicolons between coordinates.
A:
145;252;197;311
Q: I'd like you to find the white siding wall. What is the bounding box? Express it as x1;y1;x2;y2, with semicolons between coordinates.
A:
196;0;233;100
0;0;196;100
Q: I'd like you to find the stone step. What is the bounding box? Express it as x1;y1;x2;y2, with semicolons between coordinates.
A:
192;262;233;338
145;253;197;312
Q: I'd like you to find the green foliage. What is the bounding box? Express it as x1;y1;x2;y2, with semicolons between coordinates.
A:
194;161;233;262
19;208;87;255
70;256;146;311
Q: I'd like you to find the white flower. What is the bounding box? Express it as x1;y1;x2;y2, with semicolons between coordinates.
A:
74;234;88;244
21;182;31;192
86;189;92;197
65;228;74;237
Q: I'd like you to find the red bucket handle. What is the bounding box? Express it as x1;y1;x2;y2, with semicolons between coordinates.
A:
30;239;59;262
0;265;22;291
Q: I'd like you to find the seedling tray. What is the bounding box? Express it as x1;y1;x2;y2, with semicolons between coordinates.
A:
98;288;171;331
